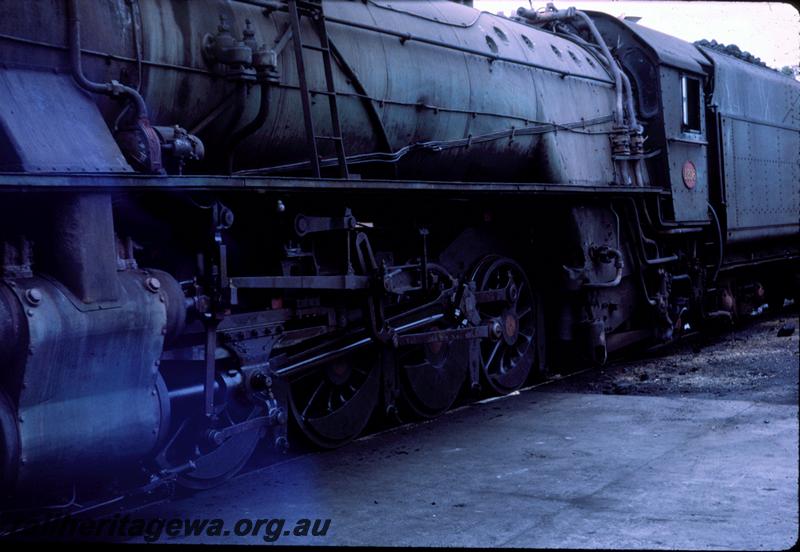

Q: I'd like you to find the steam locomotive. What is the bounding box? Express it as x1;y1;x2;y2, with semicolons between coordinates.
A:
0;0;797;499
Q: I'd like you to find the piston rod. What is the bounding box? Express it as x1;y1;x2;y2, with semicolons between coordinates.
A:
271;313;445;380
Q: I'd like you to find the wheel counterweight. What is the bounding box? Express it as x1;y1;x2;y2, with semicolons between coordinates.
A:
397;330;468;419
288;348;380;448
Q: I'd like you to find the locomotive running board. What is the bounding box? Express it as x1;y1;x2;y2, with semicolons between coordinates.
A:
0;173;669;196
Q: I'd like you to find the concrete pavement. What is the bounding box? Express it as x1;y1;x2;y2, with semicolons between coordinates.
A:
130;389;797;548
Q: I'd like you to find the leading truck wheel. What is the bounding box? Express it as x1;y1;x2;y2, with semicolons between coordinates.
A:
470;256;538;395
153;384;262;491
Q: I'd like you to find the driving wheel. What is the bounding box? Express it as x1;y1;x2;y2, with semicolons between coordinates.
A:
470;255;538;394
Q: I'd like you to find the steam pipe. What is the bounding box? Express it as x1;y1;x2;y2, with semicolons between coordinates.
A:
224;83;249;136
583;246;624;289
621;197;679;266
517;7;624;127
619;71;639;131
572;10;624;128
574;12;631;186
67;0;149;121
224;22;294;173
226;80;271;173
619;70;646;186
583;267;622;289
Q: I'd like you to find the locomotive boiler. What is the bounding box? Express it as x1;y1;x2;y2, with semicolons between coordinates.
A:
0;0;797;501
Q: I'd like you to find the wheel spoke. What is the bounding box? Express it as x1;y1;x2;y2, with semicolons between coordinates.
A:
498;346;509;375
484;339;502;372
301;380;325;419
515;280;525;307
326;388;334;413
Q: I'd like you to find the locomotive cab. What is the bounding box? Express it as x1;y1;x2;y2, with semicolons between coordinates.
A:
587;12;712;224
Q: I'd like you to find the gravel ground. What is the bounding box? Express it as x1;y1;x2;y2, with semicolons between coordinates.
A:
546;310;799;405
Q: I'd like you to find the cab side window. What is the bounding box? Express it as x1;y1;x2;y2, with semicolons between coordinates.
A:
681;75;701;132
